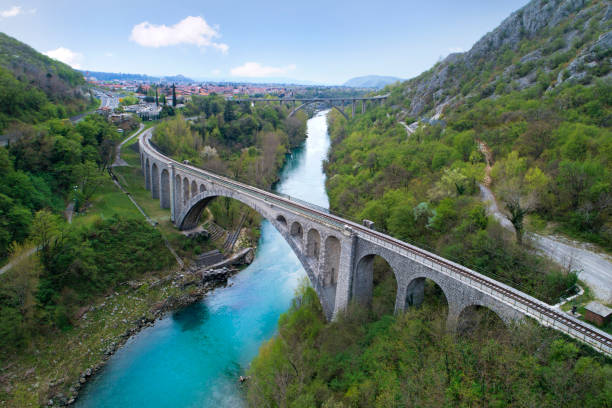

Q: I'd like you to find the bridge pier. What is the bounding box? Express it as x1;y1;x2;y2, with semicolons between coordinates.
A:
332;229;357;319
361;100;366;114
351;100;355;118
169;164;176;221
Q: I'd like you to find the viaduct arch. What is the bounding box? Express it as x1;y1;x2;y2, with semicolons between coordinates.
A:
139;128;612;355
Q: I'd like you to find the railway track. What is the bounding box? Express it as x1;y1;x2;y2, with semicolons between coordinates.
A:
141;130;612;355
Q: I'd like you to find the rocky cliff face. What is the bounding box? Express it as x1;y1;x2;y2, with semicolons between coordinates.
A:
393;0;611;119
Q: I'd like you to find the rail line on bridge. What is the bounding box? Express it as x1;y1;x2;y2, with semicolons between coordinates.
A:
140;129;612;356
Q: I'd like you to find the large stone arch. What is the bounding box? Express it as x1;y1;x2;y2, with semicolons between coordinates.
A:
352;253;399;308
145;158;151;190
351;242;402;309
455;299;521;330
290;221;304;247
175;187;339;317
160;169;170;208
276;215;287;228
151;163;160;199
306;228;321;261
323;235;340;286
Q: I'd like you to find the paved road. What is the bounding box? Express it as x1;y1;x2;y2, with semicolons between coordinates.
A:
479;183;612;302
112;123;145;167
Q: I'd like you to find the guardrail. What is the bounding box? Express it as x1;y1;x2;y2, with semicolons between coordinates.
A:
140;131;612;355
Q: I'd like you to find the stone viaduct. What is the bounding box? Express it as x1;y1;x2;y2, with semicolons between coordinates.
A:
139;130;612;356
229;94;389;119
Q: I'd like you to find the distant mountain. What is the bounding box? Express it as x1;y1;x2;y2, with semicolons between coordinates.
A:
0;32;89;131
343;75;402;88
82;70;193;84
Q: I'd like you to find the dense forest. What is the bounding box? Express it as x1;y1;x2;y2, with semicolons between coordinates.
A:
0;113;174;352
383;0;612;249
0;33;175;358
247;0;612;405
247;280;612;407
0;33;93;132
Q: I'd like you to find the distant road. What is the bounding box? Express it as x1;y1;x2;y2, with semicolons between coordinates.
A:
112;123;145;167
479;183;612;302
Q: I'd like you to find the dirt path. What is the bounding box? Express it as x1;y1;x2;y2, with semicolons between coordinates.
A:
0;247;36;276
477;141;612;302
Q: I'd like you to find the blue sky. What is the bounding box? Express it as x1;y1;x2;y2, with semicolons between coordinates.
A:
0;0;530;84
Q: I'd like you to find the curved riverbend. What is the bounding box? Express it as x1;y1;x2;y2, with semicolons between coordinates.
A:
76;110;332;407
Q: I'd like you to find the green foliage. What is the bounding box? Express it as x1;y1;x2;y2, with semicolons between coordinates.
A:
248;283;611;407
0;114;119;259
119;95;139;107
0;33;89;131
157;95;308;189
36;216;174;328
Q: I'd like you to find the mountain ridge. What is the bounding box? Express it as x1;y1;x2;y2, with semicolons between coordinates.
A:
386;0;611;120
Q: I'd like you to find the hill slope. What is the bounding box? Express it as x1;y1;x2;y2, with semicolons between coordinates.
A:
387;0;611;118
0;32;90;131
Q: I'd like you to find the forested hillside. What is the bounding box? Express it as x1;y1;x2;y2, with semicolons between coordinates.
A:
380;0;611;248
0;32;177;384
0;32;93;132
247;0;612;405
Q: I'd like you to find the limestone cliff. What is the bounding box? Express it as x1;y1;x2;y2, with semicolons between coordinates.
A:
390;0;612;119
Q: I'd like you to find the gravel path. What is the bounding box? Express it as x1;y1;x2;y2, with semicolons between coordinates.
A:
398;121;418;136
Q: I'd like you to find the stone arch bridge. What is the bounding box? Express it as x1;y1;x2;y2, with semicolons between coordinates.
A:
139;130;611;356
229;94;389;119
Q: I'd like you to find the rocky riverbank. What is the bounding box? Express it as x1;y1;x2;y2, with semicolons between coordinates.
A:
45;252;254;407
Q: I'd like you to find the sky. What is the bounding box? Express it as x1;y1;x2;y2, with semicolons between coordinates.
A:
0;0;531;84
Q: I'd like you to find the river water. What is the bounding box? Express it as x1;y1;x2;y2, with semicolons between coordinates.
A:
76;110;331;407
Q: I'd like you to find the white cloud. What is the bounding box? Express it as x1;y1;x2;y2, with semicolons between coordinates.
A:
44;47;83;69
104;52;113;57
448;47;464;53
0;6;35;18
130;16;228;53
1;6;21;17
211;69;221;75
230;62;296;78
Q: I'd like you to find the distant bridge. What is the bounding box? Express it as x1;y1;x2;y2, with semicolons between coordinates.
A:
139;129;612;356
229;94;389;119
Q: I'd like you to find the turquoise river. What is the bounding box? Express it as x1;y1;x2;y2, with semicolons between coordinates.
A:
76;110;331;407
